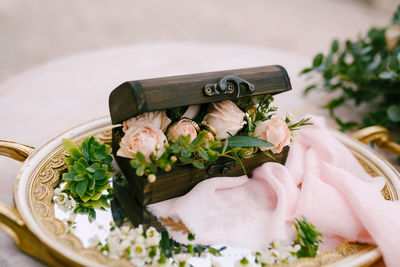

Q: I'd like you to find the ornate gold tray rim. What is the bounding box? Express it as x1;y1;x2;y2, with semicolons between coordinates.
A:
3;116;400;266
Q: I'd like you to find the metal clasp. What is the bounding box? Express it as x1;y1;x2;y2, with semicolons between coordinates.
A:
206;160;236;176
204;75;255;97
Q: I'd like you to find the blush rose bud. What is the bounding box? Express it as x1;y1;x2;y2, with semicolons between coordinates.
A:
167;119;198;143
117;126;168;162
254;115;291;154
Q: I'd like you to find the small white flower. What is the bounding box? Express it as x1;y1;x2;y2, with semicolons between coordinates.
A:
145;227;161;247
234;257;253;267
131;243;147;258
68;196;77;209
88;235;101;248
173;254;191;267
257;252;275;265
54;188;62;195
134;224;144;236
54;192;68;205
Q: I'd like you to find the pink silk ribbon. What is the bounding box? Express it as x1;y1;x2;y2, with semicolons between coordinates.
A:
149;116;400;266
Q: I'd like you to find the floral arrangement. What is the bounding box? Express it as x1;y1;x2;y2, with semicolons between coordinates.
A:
116;95;311;182
300;5;400;131
83;217;322;267
53;132;324;266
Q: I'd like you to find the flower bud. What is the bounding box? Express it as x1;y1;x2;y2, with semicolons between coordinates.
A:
164;164;172;172
147;174;156;183
170;155;178;162
136;169;144;176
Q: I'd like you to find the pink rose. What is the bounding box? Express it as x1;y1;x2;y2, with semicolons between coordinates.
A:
203;100;245;139
254;116;290;153
117;126;167;161
167;119;198;143
123;111;171;132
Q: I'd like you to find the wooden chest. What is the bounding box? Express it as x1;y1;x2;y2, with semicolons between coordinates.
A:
109;65;292;208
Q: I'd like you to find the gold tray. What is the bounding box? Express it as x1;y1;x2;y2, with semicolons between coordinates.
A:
0;117;399;267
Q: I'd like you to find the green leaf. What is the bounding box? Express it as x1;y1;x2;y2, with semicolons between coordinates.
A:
93;169;106;180
304;84;317;95
62;138;81;159
392;5;400;24
197;148;209;160
321;96;346;112
331;39;339;53
63;172;75;181
227;136;273;148
299;67;313;75
262;150;276;160
180;148;191;158
179;157;193;163
294;216;323;258
222;139;228;154
192;131;208;146
74;174;86;181
74;161;87;174
192;161;205;169
136;152;146;163
312;53;323;67
76;180;88;198
378;71;395;79
325;53;334;69
207;247;222;256
207;151;219;162
387;105;400;122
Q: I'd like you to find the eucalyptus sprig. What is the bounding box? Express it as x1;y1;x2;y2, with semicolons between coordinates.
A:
301;5;400;131
61;136;114;221
293;216;323;258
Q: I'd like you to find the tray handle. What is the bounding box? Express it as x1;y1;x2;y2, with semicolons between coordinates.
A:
351;126;400;156
0;140;60;266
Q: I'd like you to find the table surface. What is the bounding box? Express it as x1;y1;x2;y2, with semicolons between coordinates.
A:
0;43;396;266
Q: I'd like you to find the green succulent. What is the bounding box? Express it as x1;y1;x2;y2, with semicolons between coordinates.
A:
62;136;113;204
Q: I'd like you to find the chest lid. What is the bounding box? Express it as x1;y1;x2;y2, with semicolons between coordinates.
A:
109;65;291;124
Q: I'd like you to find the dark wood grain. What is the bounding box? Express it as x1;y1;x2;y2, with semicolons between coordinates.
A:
109;65;291;124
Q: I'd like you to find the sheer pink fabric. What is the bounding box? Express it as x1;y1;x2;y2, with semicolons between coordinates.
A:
149;116;400;266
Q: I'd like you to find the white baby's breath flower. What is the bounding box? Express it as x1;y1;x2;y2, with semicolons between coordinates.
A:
234;257;253;267
145;227;162;247
54;191;68;205
134;224;144;236
88;235;101;248
257;251;275;265
173;254;191;267
131;243;147;258
135;234;146;244
68;196;77;209
63;218;76;234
